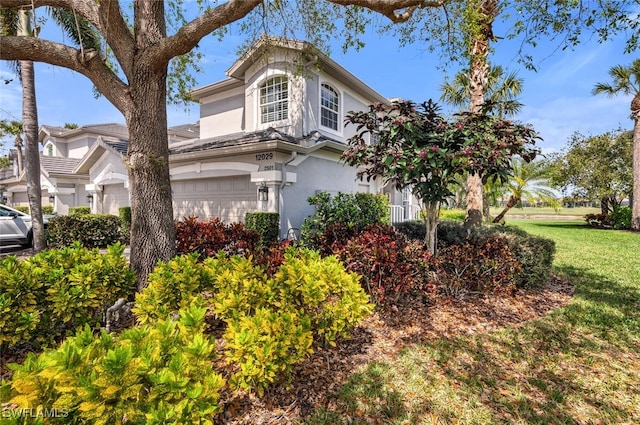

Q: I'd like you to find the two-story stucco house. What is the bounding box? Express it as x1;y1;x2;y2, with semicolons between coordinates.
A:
0;37;421;237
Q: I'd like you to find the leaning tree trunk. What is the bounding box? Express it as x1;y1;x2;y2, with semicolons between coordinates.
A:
464;0;497;228
492;194;519;223
631;94;640;231
127;1;176;290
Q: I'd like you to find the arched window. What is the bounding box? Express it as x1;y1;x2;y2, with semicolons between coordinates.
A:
320;83;339;131
259;76;288;124
46;143;54;156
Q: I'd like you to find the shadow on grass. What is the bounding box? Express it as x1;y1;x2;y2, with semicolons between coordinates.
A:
305;264;640;424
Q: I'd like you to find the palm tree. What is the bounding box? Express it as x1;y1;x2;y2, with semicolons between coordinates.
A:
593;59;640;231
441;65;525;223
440;65;524;117
492;159;560;223
1;6;100;251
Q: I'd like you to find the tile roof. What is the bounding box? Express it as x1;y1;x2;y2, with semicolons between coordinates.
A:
169;128;340;155
104;140;129;156
40;155;83;176
169;128;299;154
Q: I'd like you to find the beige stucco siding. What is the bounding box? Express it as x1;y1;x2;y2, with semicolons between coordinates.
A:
172;176;257;223
199;88;245;138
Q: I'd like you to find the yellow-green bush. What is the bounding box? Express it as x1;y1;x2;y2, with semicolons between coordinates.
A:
133;249;373;394
5;304;225;425
134;253;211;324
0;243;134;347
224;307;313;395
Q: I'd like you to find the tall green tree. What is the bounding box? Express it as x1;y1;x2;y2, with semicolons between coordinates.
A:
492;158;559;223
440;64;524;221
326;0;639;227
0;120;23;172
440;64;524;117
593;59;640;230
342;99;539;253
1;5;101;251
0;0;267;287
550;130;633;215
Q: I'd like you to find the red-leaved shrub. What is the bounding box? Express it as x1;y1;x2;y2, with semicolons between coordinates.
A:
435;234;521;298
329;224;435;304
175;216;260;258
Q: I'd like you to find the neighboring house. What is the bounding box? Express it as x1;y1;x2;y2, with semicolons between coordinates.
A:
0;37;422;237
176;36;409;235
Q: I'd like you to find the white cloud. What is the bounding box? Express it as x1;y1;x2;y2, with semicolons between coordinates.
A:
520;93;632;152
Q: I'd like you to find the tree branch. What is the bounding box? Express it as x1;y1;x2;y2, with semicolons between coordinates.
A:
147;0;262;69
325;0;446;23
0;36;131;114
94;0;134;79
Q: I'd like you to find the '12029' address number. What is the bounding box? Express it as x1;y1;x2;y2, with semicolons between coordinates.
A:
256;153;273;161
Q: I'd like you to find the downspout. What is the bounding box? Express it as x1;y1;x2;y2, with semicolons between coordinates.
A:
279;151;297;239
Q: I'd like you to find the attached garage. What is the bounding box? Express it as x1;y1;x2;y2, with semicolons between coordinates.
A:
102;184;130;215
172;176;257;223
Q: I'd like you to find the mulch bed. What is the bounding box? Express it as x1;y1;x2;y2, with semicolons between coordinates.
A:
0;275;574;424
216;275;575;424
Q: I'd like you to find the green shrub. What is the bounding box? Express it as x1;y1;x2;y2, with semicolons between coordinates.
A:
435;234;521;297
133;253;212;324
245;212;280;246
69;206;91;215
42;205;54;215
224;307;312;395
118;206;131;228
46;214;125;248
14;205;28;214
439;208;466;221
133;249;372;394
0;243;134;347
6;304;226;425
175;216;260;258
394;220;426;241
301;191;390;244
610;206;632;230
435;221;555;289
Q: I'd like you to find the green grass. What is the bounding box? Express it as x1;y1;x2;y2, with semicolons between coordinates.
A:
306;221;640;424
490;206;600;217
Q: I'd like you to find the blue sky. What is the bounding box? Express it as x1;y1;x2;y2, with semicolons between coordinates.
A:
0;13;634;157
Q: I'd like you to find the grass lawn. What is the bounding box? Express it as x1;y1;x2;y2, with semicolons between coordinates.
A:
489;206;601;217
306;221;640;424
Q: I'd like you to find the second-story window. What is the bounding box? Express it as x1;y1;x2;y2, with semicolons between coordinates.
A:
320;83;339;131
260;76;288;124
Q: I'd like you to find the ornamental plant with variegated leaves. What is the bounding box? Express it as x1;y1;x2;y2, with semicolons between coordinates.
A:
343;99;540;254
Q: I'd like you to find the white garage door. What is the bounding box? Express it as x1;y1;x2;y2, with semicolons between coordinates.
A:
103;184;130;215
172;176;257;223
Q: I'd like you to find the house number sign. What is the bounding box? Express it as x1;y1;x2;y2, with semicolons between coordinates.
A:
256;152;275;171
255;152;274;161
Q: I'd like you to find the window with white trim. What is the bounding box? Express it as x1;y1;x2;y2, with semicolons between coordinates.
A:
259;76;289;124
320;83;339;131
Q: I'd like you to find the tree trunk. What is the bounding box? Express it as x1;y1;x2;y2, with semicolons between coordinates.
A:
464;0;497;228
21;58;45;252
19;10;45;252
482;192;491;222
631;94;640;231
14;135;23;173
423;200;439;254
600;197;612;215
492;194;520;223
127;1;176;290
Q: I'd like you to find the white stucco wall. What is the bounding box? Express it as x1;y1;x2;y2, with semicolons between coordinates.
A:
278;154;375;238
199;86;245;138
